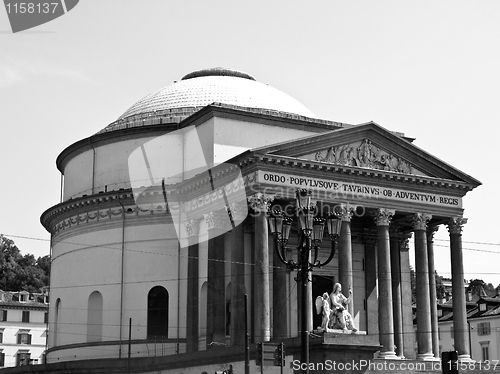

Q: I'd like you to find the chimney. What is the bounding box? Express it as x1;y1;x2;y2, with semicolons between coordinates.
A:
467;291;473;302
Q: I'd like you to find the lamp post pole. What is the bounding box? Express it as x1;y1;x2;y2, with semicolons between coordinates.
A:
299;236;310;372
267;189;341;374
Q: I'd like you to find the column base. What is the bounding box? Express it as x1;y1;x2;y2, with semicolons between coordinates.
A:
377;351;400;359
458;354;473;362
417;352;436;360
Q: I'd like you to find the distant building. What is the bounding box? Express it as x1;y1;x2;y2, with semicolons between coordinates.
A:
441;277;470;301
0;290;49;368
439;294;500;361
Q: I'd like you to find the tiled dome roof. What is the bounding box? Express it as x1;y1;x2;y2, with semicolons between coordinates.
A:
100;68;315;133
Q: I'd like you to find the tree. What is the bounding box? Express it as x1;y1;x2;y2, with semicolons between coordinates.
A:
435;271;446;300
467;279;497;298
0;234;22;291
0;234;50;292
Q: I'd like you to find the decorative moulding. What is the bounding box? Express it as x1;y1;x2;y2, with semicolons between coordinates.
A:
314;138;414;175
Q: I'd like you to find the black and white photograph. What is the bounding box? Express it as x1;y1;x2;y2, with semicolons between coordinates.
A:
1;1;499;373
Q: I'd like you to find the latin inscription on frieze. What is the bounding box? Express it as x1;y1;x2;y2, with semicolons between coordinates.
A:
257;171;461;208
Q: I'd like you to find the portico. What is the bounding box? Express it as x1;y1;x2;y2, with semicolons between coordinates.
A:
174;120;480;362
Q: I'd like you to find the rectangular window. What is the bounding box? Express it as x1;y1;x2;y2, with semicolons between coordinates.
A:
17;333;32;345
480;303;487;311
16;352;30;366
0;351;5;367
482;346;489;361
0;310;6;322
478;322;491;336
22;311;30;323
0;332;3;343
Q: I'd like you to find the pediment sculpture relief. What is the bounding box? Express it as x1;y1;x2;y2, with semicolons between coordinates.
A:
314;138;413;174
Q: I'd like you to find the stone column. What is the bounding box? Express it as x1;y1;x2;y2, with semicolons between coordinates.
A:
229;203;247;346
204;211;230;348
389;226;404;358
247;193;274;342
339;203;355;315
374;208;397;359
447;217;471;361
400;232;416;359
244;217;256;342
427;225;440;359
185;219;201;353
272;221;288;340
363;230;378;336
412;213;434;360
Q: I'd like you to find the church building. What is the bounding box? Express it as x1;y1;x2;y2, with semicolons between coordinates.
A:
40;68;481;372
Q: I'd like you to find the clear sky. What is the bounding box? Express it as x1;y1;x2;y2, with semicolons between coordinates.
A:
1;1;499;286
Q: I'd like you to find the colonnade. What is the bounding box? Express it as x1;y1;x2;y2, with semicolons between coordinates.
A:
182;193;471;362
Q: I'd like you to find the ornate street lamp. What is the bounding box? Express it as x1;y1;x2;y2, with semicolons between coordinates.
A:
267;189;342;374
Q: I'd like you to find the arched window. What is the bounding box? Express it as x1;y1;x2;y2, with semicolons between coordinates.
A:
147;286;169;338
225;283;232;336
54;298;61;347
199;282;208;341
87;291;103;342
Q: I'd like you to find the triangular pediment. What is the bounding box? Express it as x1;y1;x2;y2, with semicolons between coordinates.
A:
249;122;481;186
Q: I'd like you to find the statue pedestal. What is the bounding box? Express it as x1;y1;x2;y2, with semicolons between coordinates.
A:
314;328;367;335
285;331;380;373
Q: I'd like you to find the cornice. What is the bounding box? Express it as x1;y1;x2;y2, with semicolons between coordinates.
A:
56;104;350;174
0;302;49;311
238;153;475;194
40;190;169;234
250;122;481;188
40;168;257;236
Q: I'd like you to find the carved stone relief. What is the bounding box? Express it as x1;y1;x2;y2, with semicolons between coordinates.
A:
314;138;413;174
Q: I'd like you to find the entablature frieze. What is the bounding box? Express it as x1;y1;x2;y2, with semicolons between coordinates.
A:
244;167;467;217
245;154;475;193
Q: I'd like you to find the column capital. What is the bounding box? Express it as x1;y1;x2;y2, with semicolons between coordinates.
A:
399;232;412;252
447;217;468;235
373;208;395;226
204;211;230;231
185;219;201;238
247;193;274;212
338;203;356;222
411;213;432;231
226;202;248;221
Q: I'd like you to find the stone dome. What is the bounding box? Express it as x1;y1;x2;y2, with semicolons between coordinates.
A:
100;68;315;133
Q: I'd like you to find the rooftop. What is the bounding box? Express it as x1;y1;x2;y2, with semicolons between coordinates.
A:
100;67;316;133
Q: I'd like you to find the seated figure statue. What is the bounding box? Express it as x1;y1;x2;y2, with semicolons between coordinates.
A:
329;283;357;332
